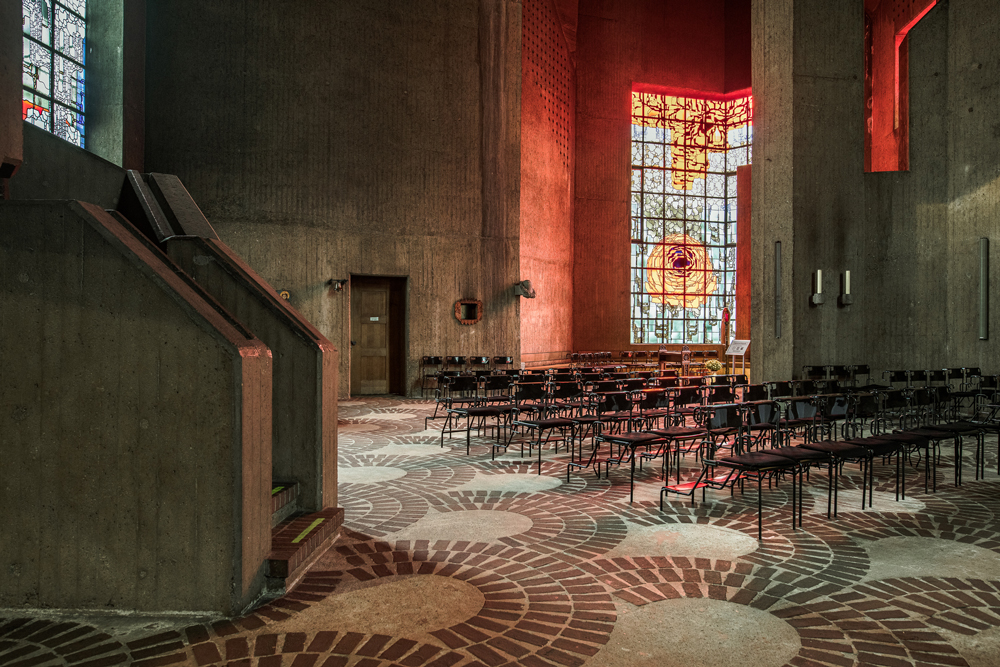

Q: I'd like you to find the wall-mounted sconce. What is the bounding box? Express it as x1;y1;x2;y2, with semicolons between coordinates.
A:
810;269;825;306
514;280;536;298
326;279;348;292
838;270;853;307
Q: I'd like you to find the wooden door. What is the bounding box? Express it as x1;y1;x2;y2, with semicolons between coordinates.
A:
351;282;390;394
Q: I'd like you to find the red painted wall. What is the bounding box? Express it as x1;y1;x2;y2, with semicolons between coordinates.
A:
521;0;577;365
573;0;750;352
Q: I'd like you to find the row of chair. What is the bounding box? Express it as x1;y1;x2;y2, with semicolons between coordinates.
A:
434;373;1000;540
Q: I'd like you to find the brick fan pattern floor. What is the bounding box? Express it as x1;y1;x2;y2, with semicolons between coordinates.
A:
3;396;1000;667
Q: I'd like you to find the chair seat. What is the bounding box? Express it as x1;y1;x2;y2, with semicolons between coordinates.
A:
599;432;664;446
871;431;930;447
799;440;868;458
716;451;797;470
518;418;575;429
921;422;981;435
463;406;501;417
845;437;899;457
649;426;706;438
764;446;828;463
907;428;959;440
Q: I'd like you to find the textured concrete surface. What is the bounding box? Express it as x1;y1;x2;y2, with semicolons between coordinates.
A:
751;0;999;381
605;597;801;667
0;201;271;614
6;397;1000;666
143;0;522;397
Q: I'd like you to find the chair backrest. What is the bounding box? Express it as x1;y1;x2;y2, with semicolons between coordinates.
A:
673;387;702;407
653;377;679;389
483;374;514;395
829;365;851;380
592;379;620;393
442;374;478;397
636;388;669;410
469;355;490;366
513;381;547;403
803;365;826;380
550;381;582;399
745;401;780;426
742;384;769;402
705;385;736;405
592;391;629;415
851;392;880;418
551;372;576;382
798;380;818;395
622;378;647;391
927;369;947;384
608;372;630;380
886;370;909;384
768;381;794;398
701;404;742;430
822;394;850;419
787;398;818;420
422;356;443;366
882;389;909;409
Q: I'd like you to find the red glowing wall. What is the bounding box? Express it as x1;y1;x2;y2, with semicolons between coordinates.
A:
520;0;577;365
573;0;750;353
865;0;937;172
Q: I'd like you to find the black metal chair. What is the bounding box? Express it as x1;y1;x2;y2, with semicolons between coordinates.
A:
420;356;443;397
701;450;802;539
431;374;481;431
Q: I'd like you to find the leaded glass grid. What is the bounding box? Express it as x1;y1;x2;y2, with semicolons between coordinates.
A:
630;92;752;345
22;0;86;148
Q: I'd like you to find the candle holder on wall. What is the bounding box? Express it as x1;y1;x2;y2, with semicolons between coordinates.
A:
810;270;825;306
838;270;853;307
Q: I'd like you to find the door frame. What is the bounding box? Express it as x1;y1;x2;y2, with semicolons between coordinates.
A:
349;275;408;395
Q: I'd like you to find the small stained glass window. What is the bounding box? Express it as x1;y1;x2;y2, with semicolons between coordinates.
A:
630;91;752;345
22;0;86;148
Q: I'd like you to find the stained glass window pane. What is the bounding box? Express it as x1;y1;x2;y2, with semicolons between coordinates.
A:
53;54;85;112
22;91;51;130
54;5;86;63
60;0;86;18
22;0;86;147
22;0;52;45
53;103;84;147
23;36;52;96
629;91;752;345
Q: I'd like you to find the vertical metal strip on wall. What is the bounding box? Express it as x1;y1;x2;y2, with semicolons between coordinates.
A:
981;238;989;340
775;241;781;338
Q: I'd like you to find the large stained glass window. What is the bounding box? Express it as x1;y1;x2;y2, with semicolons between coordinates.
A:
630;91;752;345
22;0;87;148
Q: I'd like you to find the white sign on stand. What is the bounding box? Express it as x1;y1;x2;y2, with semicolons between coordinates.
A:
725;340;750;375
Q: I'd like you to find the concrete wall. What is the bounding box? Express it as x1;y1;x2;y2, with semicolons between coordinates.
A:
143;0;522;397
520;0;576;365
10;124;125;208
573;0;751;353
750;0;997;381
167;237;339;512
0;201;271;614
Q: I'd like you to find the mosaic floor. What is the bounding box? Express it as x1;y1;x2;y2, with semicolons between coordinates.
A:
4;396;1000;667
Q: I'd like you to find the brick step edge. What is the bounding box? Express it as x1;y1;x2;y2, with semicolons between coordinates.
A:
270;481;299;516
267;507;344;579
